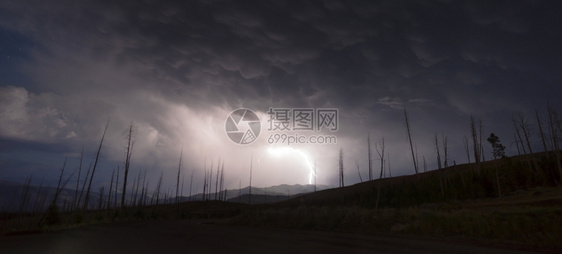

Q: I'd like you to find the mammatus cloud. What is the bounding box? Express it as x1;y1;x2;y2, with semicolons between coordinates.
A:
377;97;403;110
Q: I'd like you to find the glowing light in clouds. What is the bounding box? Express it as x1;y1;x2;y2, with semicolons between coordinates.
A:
267;146;316;184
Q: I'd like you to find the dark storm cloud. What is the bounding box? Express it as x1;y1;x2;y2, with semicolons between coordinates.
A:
1;0;561;187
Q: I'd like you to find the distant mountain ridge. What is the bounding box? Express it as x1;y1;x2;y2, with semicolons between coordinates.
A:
173;184;332;204
0;180;332;212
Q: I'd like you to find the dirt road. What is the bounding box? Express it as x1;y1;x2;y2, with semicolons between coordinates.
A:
0;220;538;254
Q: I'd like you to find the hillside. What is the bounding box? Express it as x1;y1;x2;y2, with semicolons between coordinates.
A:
225;152;562;251
277;152;561;208
2;151;561;251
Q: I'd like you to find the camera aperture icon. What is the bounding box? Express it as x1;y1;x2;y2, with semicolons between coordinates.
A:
225;108;261;145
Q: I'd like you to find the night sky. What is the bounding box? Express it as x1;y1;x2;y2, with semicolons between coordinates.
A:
1;0;561;192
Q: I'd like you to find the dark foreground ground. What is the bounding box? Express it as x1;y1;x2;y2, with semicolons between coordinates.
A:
0;220;540;254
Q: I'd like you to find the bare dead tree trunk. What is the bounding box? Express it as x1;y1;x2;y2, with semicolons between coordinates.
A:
415;143;420;172
38;188;50;214
114;165;119;208
513;115;534;172
356;161;363;183
463;136;471;164
375;138;385;211
488;136;502;198
154;171;163;206
32;177;44;214
377;139;385;179
42;157;75;224
547;102;562;183
175;150;183;216
221;167;225;201
180;175;185;203
141;171;148;207
404;108;418;174
18;174;32;215
387;153;391;178
166;187;171;205
435;134;444;198
176;148;183;205
202;159;207;201
435;134;442;170
556;113;562;182
339;148;344;187
517;113;539;172
73;148;83;210
513;133;522;156
219;161;225;200
215;159;220;200
98;186;104;210
144;180;150;206
220;161;224;200
202;171;207;201
77;163;91;210
442;133;448;168
139;169;147;206
209;160;213;201
536;109;549;157
479;119;485;162
514;117;529;153
249;155;253;204
121;123;134;208
107;168;115;209
368;133;372;181
189;171;193;201
129;174;136;207
442;133;450;189
470;116;481;174
218;163;223;200
131;170;140;207
84;121;109;211
518;113;534;155
314;160;317;192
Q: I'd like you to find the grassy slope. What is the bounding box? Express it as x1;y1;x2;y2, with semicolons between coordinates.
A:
229;186;562;251
227;153;562;252
2;153;561;251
